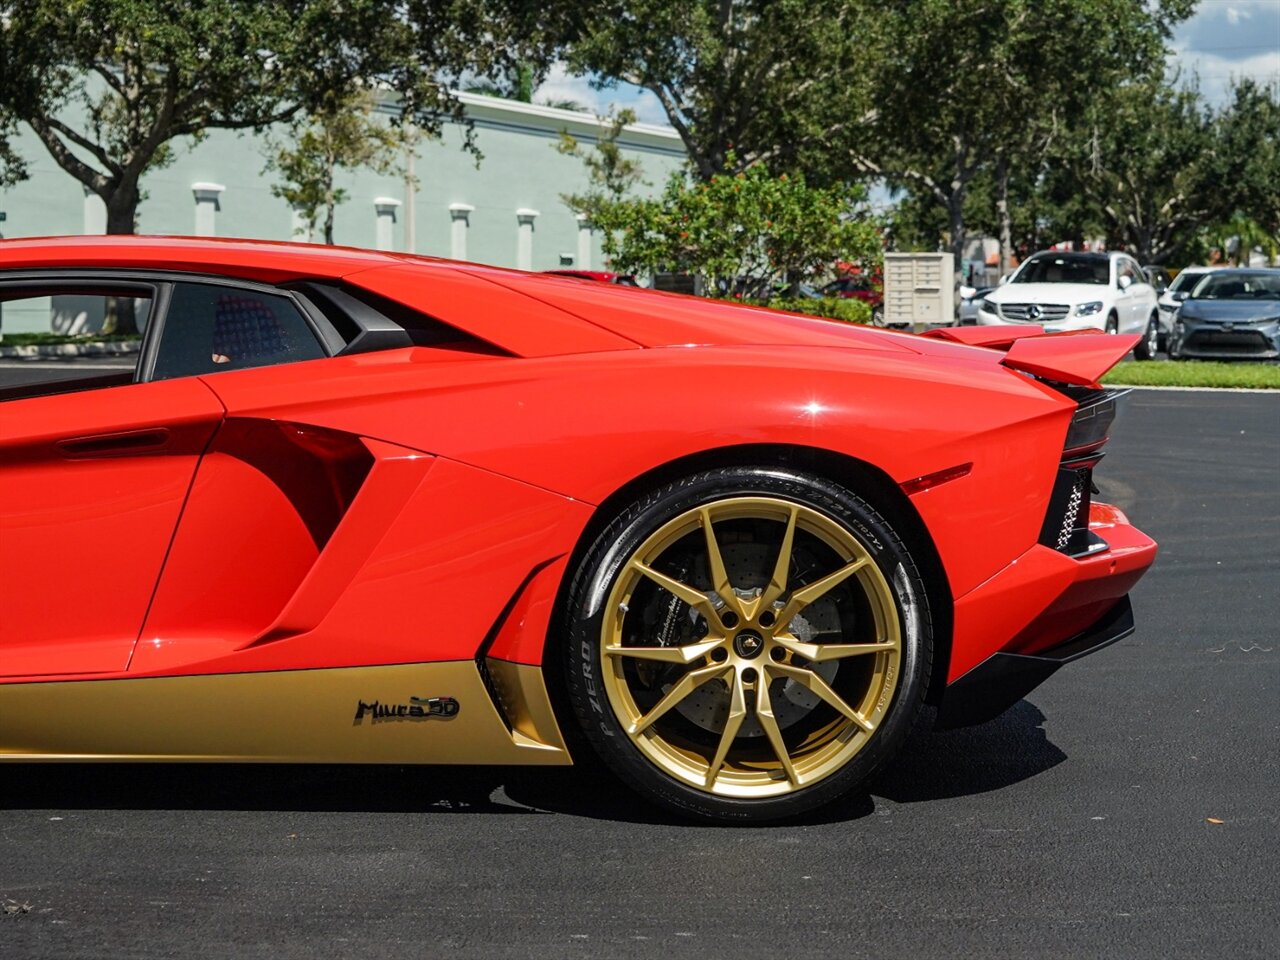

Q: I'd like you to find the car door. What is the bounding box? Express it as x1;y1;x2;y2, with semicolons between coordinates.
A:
0;281;224;677
1114;258;1139;332
1127;257;1155;331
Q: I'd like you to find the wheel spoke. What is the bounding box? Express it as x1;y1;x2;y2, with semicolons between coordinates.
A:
754;674;798;784
632;561;716;618
758;504;799;611
704;667;747;788
629;662;729;736
768;662;874;733
699;507;739;618
604;638;724;664
771;635;897;663
775;556;869;629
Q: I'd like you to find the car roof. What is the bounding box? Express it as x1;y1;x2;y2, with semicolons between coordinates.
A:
0;235;409;282
1027;251;1111;262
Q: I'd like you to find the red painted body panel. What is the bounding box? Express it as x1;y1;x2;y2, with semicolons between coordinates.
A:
1002;333;1143;386
193;342;1070;602
128;455;591;677
0;378;222;676
0;238;1157;709
343;264;642;357
0;235;394;283
948;501;1157;680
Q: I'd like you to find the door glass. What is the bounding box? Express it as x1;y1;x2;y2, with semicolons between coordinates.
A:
0;290;150;401
153;283;325;380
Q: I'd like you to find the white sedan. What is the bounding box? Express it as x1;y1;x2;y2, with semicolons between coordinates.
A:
977;251;1160;358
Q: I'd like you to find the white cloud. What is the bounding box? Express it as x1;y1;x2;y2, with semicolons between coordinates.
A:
1170;0;1280;102
533;63;668;125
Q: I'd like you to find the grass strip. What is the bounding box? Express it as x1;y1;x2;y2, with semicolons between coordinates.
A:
1103;360;1280;389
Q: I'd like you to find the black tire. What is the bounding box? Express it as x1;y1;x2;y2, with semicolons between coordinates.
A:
1134;313;1159;361
561;467;933;823
1105;313;1119;335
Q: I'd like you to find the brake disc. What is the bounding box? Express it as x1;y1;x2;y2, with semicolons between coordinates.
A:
670;542;841;736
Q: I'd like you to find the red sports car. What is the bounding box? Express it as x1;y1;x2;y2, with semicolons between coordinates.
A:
0;237;1156;822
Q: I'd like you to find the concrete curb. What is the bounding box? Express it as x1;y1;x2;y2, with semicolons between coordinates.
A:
0;340;141;359
1111;384;1280;394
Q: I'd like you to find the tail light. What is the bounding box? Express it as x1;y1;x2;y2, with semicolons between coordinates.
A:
1038;386;1128;557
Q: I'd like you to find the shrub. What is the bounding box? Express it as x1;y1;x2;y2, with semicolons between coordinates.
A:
760;297;873;325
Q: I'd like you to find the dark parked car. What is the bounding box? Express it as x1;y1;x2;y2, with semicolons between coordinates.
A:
1168;268;1280;361
544;269;640;286
821;274;884;323
1142;266;1171;294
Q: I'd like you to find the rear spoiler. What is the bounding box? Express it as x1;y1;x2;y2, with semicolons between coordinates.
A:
921;326;1139;387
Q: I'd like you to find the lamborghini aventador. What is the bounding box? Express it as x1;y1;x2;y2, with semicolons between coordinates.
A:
0;237;1157;822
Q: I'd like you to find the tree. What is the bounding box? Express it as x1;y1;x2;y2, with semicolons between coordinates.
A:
858;0;1193;271
0;0;531;237
556;108;647;222
1216;79;1280;242
0;1;305;236
590;159;881;298
267;91;403;245
549;0;879;182
1052;77;1220;264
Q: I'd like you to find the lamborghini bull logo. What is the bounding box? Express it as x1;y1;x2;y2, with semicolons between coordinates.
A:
353;697;460;723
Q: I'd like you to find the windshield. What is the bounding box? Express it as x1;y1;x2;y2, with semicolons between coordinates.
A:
1190;273;1280;300
1013;255;1109;285
1168;270;1207;294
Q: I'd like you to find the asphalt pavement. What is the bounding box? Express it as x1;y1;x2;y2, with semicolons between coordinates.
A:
1;389;1276;959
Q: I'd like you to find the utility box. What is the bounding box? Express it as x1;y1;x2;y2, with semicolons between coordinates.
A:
882;253;955;329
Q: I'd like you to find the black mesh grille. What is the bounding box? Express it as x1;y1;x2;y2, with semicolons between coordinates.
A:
1039;461;1095;555
1184;329;1273;356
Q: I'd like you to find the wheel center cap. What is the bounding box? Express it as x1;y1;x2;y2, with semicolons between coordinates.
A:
733;630;765;659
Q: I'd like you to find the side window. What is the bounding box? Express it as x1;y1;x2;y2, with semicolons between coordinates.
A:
152;283;325;381
1117;259;1137;287
0;287;151;402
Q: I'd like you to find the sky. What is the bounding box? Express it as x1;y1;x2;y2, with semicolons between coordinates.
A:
533;0;1280;124
1172;0;1280;101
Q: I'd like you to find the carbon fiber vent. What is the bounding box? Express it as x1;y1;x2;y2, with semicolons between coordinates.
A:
1055;469;1090;550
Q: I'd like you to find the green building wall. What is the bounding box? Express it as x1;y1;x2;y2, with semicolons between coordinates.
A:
0;93;685;332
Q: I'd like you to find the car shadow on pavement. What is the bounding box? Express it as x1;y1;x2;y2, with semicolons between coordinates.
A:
870;699;1067;804
0;700;1064;824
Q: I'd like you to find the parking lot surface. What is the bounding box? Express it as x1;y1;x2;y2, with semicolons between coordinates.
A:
1;389;1276;959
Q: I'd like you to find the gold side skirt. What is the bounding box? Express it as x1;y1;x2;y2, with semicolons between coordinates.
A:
0;660;570;765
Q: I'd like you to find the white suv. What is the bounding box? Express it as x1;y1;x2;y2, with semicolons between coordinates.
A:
977;251;1160;358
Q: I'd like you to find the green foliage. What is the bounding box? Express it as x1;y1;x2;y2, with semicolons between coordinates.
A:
556;108;646;222
1053;78;1219;264
549;0;878;183
0;0;526;235
266;91;404;245
0;114;26;188
862;0;1194;267
590;159;881;298
0;0;311;233
1215;79;1280;242
762;297;871;325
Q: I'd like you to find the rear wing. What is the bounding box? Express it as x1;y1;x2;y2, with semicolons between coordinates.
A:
921;326;1138;387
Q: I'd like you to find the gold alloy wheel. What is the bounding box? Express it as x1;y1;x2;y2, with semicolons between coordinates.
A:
599;496;902;799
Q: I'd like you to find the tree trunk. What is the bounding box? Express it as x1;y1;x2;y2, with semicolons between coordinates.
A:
104;185;139;235
103;183;141;335
996;155;1014;276
323;154;336;245
947;189;966;267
